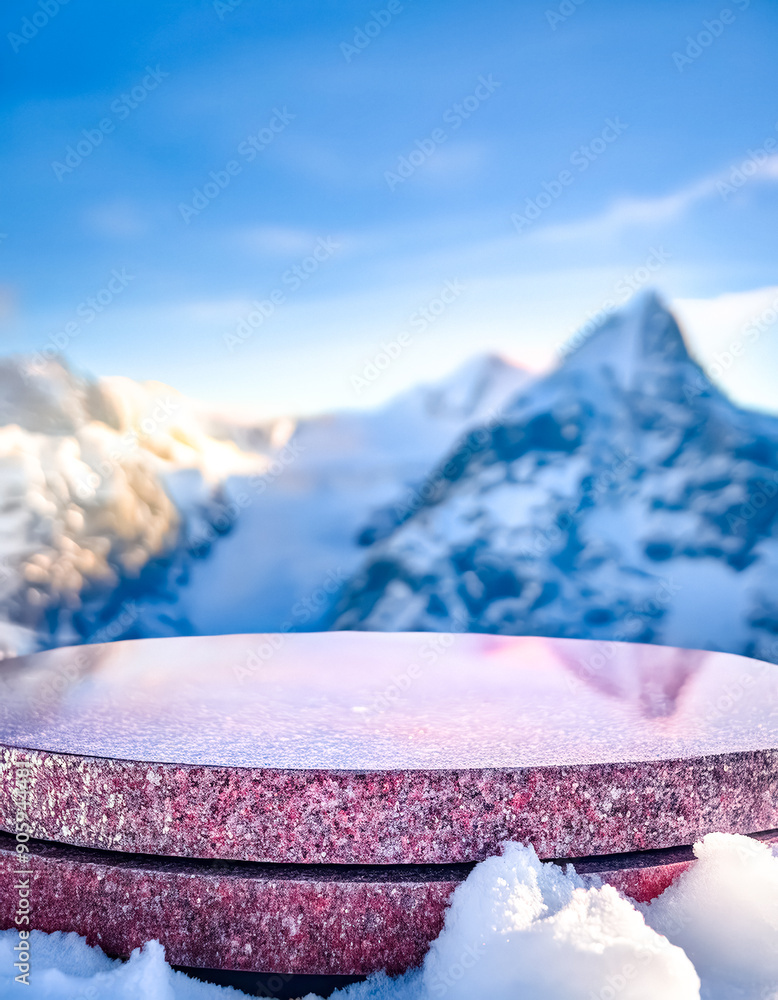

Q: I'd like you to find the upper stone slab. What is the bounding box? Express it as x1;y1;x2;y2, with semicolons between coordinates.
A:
1;633;776;863
1;632;776;767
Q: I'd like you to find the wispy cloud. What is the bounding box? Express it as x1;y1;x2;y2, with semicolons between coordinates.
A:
533;154;778;245
230;225;320;257
83;200;153;239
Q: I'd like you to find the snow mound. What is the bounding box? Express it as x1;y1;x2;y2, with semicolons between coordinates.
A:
0;933;244;998
417;842;698;1000
5;834;778;999
645;833;778;998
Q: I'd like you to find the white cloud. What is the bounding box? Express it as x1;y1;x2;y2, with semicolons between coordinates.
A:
533;154;778;245
673;286;778;346
84;200;152;239
417;141;489;184
230;225;320;256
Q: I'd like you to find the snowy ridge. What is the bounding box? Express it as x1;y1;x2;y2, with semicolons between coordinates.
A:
0;352;530;650
173;354;531;635
0;356;277;656
4;293;777;657
333;293;778;662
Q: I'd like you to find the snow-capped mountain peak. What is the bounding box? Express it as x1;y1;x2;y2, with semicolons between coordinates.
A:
562;291;694;391
418;353;531;421
332;293;778;664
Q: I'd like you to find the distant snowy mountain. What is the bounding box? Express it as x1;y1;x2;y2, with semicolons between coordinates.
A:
332;293;778;663
173;354;531;634
7;294;777;662
0;357;275;656
0;351;530;654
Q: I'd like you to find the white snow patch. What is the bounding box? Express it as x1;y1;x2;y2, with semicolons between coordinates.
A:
414;842;698;1000
644;833;778;999
0;934;247;998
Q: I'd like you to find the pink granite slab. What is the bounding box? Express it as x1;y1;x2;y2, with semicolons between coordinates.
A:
2;831;776;976
1;633;777;863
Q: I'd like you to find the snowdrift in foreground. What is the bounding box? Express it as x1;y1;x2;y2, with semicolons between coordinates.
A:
2;833;777;1000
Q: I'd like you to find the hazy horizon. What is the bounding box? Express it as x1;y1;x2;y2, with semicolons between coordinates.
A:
6;285;778;422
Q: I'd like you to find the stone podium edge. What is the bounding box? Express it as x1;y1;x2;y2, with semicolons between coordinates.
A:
2;743;777;863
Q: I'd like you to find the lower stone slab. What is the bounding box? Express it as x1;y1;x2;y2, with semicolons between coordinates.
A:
2;831;776;976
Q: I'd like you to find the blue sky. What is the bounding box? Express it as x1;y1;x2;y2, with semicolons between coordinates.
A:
2;0;778;416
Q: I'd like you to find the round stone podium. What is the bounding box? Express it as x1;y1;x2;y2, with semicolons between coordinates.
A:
0;633;776;980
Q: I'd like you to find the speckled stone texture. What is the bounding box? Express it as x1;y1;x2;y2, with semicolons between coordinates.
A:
2;832;776;975
3;746;778;865
1;633;777;863
0;833;466;976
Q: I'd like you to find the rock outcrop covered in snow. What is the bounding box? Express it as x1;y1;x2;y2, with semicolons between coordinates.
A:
0;356;273;656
